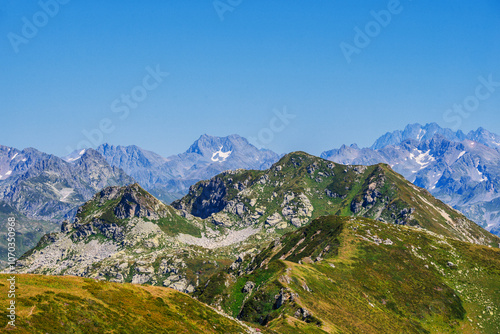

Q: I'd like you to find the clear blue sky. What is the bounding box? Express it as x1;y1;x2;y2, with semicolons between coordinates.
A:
1;0;499;157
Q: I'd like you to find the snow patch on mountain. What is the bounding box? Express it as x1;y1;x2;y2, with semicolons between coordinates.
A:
211;146;232;162
416;129;426;140
64;149;86;162
477;170;488;182
410;150;435;169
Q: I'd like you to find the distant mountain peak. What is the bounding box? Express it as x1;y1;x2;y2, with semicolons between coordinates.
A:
93;136;280;202
371;123;472;150
185;134;248;156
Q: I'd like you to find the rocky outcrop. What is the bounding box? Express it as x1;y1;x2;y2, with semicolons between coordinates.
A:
280;193;313;228
114;186;167;220
242;281;255;293
266;213;283;227
173;176;228;219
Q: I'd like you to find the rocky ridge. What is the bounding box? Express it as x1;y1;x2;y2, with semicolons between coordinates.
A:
174;151;499;246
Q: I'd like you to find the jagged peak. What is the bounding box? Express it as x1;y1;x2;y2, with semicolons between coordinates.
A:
185;133;250;155
75;183;169;223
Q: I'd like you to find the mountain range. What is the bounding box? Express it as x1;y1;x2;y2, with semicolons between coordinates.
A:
0;145;137;267
11;151;500;333
17;152;499;284
3;124;500;277
72;134;280;203
321;123;500;235
5;125;500;238
368;123;500;150
0;135;280;272
0;145;133;221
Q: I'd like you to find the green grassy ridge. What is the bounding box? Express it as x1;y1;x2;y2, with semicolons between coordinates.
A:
70;183;203;238
0;274;259;333
253;216;343;265
196;215;500;333
177;151;499;247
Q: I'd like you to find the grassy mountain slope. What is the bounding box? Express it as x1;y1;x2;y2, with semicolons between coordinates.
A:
174;151;499;247
15;184;245;293
195;215;500;334
0;274;256;333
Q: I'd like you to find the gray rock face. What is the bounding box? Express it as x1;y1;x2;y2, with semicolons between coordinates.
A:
132;274;151;284
174;176;228;219
114;192;161;220
294;307;312;321
70;219;125;242
266;213;283;226
321;123;500;235
274;289;286;309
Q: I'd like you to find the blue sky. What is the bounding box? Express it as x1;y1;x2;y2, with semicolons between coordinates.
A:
1;0;499;157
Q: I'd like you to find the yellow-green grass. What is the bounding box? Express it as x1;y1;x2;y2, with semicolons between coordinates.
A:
197;216;500;333
0;274;252;333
